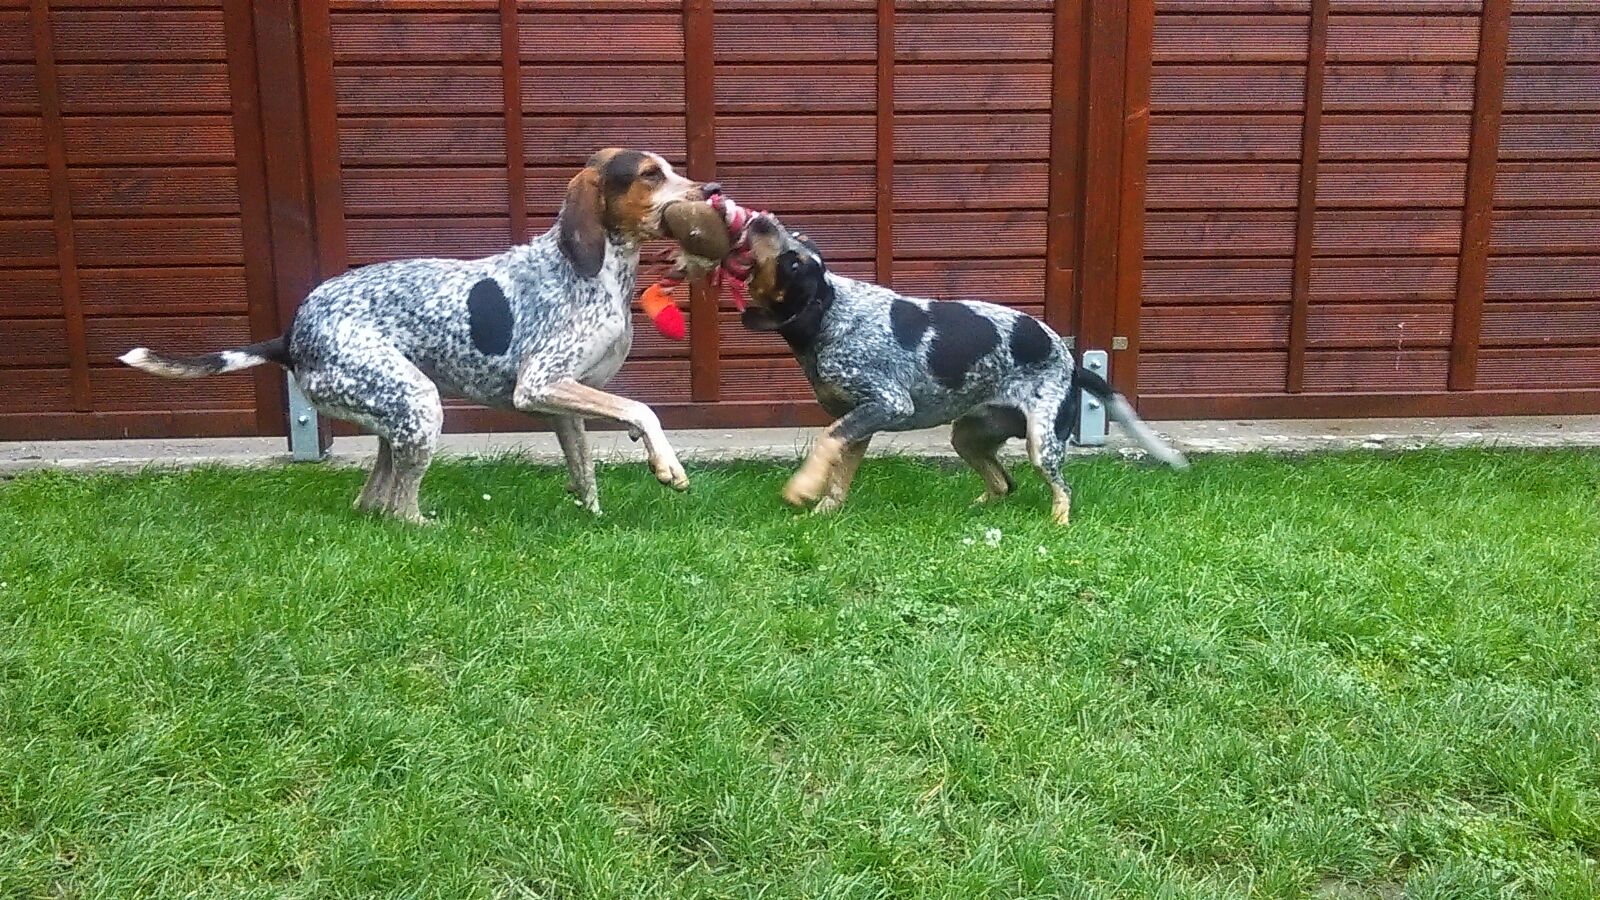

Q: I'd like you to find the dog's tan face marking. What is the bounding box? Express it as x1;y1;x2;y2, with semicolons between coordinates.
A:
599;149;701;242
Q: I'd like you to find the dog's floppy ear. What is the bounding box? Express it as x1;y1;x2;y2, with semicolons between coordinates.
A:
559;167;606;278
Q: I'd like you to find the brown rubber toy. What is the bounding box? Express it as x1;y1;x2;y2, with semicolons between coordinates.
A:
660;200;733;278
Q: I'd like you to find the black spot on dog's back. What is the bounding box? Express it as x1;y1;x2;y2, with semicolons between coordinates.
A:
1009;315;1052;367
467;278;513;356
927;302;999;390
890;299;930;350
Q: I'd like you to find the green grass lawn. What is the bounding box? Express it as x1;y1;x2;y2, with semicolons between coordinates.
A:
2;449;1598;899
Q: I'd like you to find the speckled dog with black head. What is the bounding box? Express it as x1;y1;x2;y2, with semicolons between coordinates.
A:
120;149;710;523
739;214;1188;525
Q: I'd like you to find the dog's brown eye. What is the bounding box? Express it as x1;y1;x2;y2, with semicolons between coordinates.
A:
642;169;665;184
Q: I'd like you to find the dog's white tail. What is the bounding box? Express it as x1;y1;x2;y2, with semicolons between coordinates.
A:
119;336;289;379
1077;367;1189;469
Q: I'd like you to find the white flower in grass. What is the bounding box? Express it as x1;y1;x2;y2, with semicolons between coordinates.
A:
983;528;1003;547
482;493;492;501
961;537;975;546
1037;545;1049;557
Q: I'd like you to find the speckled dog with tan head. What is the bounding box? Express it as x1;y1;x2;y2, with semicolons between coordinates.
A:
738;213;1188;525
120;149;712;523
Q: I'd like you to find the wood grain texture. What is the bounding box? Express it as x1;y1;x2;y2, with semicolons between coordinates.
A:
1287;0;1327;393
30;0;91;410
1450;0;1511;390
876;0;894;286
684;0;719;402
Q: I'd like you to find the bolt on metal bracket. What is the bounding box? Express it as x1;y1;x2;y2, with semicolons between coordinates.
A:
286;373;325;462
1076;349;1109;447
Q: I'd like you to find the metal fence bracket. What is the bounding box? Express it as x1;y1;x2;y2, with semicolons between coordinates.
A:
286;373;325;462
1076;349;1109;447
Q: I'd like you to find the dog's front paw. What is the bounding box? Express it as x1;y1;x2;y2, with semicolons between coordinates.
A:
652;455;690;491
782;473;825;508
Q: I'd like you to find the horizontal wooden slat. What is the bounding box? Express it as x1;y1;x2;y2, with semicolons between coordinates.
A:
526;116;687;165
343;167;509;216
522;12;684;62
1302;349;1448;391
1490;209;1600;255
1498;114;1600;160
0;167;51;216
1504;64;1600;112
0;220;57;268
0;318;69;367
0;369;71;413
606;359;692;405
1306;303;1454;347
1319;113;1471;159
719;357;816;403
892;210;1047;258
345;217;513;265
1153;14;1309;63
717;115;873;162
717;64;874;113
1152;64;1306;112
895;113;1049;160
1145;211;1297;258
83;315;252;365
1508;14;1600;63
1141;304;1290;349
1495;161;1600;208
894;63;1052;111
0;116;46;165
91;365;256;411
1147;163;1298;209
716;12;873;62
526;65;686;114
1326;15;1480;62
330;12;500;62
1157;0;1311;10
335;65;502;114
1310;256;1461;302
50;9;227;61
1485;255;1600;300
895;258;1047;304
1482;301;1600;346
57;64;231;113
893;162;1048;210
1312;210;1463;256
714;164;877;212
1323;65;1475;111
79;266;248;315
895;12;1052;61
1317;162;1466;208
764;212;875;260
1478;347;1600;389
74;218;243;266
0;64;38;114
68;166;240;216
1139;350;1289;394
1149;114;1304;161
341;117;505;165
0;11;29;61
1143;258;1293;304
63;115;235;164
0;269;61;317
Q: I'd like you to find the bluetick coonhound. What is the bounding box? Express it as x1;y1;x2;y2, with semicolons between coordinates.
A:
738;214;1188;525
120;149;711;523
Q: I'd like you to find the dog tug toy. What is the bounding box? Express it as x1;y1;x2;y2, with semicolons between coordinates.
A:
639;192;759;341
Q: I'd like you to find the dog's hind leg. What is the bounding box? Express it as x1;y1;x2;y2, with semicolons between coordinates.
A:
354;438;394;512
952;407;1024;506
298;348;443;525
553;415;600;515
785;395;911;508
1025;397;1074;526
811;437;870;515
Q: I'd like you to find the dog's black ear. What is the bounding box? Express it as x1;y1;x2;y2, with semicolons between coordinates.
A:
740;307;789;332
559;167;606;278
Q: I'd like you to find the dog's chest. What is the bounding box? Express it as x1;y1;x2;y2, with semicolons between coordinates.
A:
571;250;637;386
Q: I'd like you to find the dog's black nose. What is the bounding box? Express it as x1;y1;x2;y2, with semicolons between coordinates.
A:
702;182;722;197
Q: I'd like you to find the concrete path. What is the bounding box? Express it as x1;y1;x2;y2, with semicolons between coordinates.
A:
2;416;1596;476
